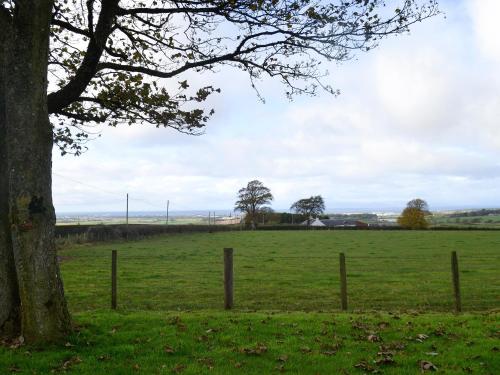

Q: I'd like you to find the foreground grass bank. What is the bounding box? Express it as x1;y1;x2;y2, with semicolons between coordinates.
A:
1;311;498;374
59;230;499;312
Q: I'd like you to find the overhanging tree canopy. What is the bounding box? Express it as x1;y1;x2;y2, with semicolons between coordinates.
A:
44;0;439;154
0;0;439;343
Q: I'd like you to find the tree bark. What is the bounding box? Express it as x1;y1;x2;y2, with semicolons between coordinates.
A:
0;7;21;339
1;0;71;343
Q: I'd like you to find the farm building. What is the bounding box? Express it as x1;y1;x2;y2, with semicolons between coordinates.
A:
320;219;369;228
300;218;326;227
300;218;369;228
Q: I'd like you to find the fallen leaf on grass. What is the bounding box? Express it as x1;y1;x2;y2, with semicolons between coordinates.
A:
367;334;381;343
164;345;175;354
234;362;244;369
354;360;380;373
8;365;21;373
275;364;286;372
172;363;187;373
205;328;221;334
377;322;390;330
168;317;187;331
432;326;446;337
240;343;268;355
351;321;370;331
60;356;82;371
375;355;395;365
420;360;438;372
132;364;140;371
197;357;214;369
321;342;342;352
380;342;406;351
416;334;429;342
300;346;312;354
277;355;289;362
167;316;182;325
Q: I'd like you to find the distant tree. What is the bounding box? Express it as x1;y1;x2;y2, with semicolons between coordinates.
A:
291;195;325;225
398;199;430;229
279;212;306;224
258;206;275;225
235;180;273;229
407;198;430;213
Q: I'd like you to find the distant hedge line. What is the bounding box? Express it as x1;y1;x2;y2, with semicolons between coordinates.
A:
55;224;238;242
55;223;500;243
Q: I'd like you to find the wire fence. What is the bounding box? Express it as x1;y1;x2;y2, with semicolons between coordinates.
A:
61;249;500;313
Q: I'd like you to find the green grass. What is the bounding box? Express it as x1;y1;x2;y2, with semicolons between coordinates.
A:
2;231;500;374
1;311;498;374
59;230;500;312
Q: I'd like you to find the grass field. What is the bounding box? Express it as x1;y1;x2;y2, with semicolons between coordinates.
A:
2;230;499;374
58;230;499;312
430;213;500;228
1;311;498;374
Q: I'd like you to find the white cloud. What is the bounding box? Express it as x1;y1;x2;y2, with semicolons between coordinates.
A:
52;1;500;213
467;0;500;62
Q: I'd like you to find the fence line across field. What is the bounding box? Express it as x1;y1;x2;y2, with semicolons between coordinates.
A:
104;248;494;313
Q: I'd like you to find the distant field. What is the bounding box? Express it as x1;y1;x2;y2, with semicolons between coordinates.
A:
431;214;500;228
56;216;208;226
59;230;500;313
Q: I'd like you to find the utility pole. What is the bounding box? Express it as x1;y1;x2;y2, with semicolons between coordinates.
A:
126;193;129;240
166;200;169;225
126;193;129;225
208;211;211;225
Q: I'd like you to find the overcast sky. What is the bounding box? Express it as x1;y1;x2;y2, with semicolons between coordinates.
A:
53;0;500;214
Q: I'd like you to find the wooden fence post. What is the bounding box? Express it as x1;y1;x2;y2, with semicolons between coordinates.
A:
339;252;348;311
111;250;117;310
451;251;461;313
224;248;234;309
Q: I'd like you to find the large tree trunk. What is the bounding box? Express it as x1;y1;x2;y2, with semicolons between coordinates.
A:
1;1;71;343
0;7;20;339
